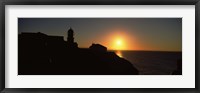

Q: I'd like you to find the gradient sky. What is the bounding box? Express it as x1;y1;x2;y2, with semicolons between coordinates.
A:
18;18;182;51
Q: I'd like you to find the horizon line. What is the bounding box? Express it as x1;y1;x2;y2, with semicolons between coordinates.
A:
79;47;182;52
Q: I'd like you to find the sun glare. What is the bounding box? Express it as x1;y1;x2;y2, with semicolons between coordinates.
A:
114;38;125;50
116;51;123;57
116;40;122;46
105;30;132;50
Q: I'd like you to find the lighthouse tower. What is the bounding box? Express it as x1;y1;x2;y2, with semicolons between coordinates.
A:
66;27;78;48
67;27;74;43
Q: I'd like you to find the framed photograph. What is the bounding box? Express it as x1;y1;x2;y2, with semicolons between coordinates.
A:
0;0;199;93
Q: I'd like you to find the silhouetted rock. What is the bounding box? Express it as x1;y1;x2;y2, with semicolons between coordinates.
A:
172;59;182;75
18;28;139;75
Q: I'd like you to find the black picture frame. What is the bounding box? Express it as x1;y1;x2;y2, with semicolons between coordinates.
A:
0;0;199;93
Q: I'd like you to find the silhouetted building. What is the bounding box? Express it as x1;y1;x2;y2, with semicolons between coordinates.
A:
19;32;66;59
66;27;78;48
89;43;107;53
19;32;65;49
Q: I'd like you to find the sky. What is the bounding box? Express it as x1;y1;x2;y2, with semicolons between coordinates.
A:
18;18;182;51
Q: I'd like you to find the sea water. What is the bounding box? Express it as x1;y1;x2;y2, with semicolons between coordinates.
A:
114;51;182;75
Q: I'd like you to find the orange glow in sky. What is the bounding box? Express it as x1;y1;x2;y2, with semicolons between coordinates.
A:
19;18;182;52
103;29;132;50
97;28;137;51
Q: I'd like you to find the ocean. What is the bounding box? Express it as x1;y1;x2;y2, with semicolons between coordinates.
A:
112;51;182;75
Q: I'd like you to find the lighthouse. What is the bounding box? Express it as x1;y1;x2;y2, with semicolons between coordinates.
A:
67;27;74;43
66;27;78;48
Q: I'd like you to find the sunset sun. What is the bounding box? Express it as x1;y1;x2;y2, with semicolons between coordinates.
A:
114;38;125;50
116;39;122;46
